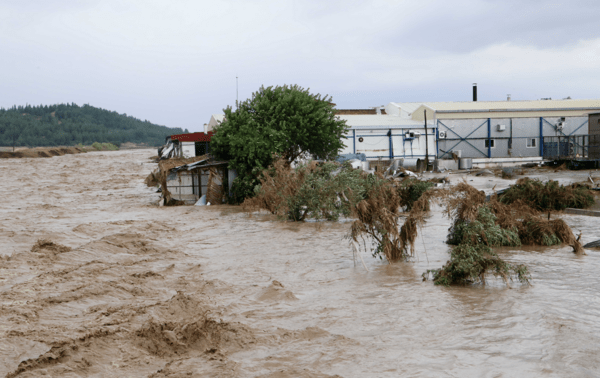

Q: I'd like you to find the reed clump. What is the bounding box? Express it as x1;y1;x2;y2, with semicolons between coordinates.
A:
499;178;594;211
351;177;404;261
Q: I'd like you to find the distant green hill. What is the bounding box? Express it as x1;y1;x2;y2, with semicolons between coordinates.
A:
0;103;187;147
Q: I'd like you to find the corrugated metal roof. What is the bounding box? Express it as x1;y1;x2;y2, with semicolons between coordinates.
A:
337;114;428;128
396;99;600;112
388;102;423;115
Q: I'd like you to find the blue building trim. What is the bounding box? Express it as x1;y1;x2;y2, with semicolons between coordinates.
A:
487;118;491;158
569;120;588;136
388;129;393;159
436;126;439;158
539;117;544;157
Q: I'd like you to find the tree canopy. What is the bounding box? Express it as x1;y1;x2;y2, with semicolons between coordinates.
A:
0;103;186;147
211;85;348;202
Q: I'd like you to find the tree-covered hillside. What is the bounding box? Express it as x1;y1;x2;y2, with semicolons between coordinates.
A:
0;103;187;147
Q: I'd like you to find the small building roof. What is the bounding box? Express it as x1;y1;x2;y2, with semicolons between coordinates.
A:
207;114;225;132
211;114;225;122
171;131;214;142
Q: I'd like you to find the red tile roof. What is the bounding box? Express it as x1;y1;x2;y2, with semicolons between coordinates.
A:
170;131;214;142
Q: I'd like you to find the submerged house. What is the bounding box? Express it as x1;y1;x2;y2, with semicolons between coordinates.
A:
161;157;229;205
157;126;235;205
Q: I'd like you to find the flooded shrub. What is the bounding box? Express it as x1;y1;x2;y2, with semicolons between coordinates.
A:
517;216;577;246
447;206;521;247
424;243;530;287
351;177;405;261
351;178;442;262
499;178;594;211
398;178;434;211
244;159;372;221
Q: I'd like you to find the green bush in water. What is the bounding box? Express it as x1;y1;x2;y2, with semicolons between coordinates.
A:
499;178;594;211
286;161;374;221
447;206;521;247
424;243;530;287
425;206;529;286
398;178;434;211
246;160;379;221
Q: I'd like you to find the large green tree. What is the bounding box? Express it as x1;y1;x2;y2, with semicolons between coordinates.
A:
211;85;349;202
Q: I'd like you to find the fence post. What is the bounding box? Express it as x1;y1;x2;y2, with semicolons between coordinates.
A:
539;117;544;158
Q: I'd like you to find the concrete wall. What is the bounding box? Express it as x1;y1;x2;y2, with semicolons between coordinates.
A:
181;142;195;158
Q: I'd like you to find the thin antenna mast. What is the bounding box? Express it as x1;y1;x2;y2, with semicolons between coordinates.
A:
236;76;238;109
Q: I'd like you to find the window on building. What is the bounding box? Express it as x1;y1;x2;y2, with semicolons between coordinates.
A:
484;139;495;148
527;138;537;148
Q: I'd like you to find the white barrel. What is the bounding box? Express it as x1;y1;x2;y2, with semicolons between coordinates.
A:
459;158;472;170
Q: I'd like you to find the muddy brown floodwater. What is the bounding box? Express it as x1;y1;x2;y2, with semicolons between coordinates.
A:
1;149;600;377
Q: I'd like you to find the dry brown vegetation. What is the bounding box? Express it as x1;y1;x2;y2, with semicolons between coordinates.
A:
351;177;405;261
350;178;583;286
241;159;585;287
499;178;595;212
244;159;371;221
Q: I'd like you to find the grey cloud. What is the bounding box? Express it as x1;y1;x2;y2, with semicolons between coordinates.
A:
0;0;598;131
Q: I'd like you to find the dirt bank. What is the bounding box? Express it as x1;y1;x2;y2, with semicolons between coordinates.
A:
0;147;87;159
1;150;600;377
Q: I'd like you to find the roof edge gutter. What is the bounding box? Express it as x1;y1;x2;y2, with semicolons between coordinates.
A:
435;107;600;114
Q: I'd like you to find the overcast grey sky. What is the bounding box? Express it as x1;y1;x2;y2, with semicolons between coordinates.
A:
1;0;599;131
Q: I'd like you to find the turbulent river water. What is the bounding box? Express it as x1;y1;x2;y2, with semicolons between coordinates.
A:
1;149;599;377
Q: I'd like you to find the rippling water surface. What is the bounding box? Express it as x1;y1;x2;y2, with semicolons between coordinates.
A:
1;150;599;377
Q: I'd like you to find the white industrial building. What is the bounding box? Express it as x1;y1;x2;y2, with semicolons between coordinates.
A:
201;96;600;170
337;113;436;170
383;98;600;167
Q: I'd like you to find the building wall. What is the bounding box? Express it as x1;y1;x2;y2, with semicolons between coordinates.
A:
181;142;195;158
436;116;588;159
589;113;600;159
340;128;436;161
589;113;600;135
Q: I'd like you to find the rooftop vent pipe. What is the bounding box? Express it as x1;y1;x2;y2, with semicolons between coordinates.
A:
507;94;511;101
473;83;477;102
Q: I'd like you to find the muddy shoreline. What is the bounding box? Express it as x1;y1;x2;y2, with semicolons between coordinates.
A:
0;147;91;159
1;149;600;377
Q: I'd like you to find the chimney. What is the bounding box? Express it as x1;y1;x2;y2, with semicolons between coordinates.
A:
472;83;477;102
507;94;511;101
